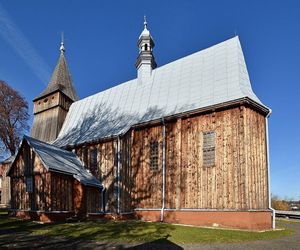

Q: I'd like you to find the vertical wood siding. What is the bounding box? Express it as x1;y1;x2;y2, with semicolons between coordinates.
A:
70;105;269;213
9;142;74;212
31;92;72;143
129;106;268;211
74;140;116;212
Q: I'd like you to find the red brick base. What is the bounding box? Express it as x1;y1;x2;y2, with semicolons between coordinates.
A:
9;209;273;230
9;210;74;222
135;210;272;230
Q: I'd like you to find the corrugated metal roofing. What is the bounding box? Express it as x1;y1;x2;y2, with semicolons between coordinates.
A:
21;136;101;188
55;36;268;147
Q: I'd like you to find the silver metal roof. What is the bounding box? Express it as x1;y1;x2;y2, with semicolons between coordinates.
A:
21;136;101;188
55;36;268;147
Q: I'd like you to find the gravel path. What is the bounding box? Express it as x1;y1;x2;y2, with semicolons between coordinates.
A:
0;220;299;250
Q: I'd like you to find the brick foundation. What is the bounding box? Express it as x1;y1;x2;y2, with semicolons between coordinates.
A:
135;210;272;230
9;209;273;230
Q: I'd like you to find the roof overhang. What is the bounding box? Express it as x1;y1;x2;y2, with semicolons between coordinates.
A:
61;97;270;149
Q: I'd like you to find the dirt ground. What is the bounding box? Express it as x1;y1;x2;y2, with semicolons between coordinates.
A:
0;220;299;250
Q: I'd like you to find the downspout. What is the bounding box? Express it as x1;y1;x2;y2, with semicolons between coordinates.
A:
161;118;166;222
266;112;275;229
117;137;121;214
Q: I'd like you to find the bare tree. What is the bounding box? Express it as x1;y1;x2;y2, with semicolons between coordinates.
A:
0;80;29;156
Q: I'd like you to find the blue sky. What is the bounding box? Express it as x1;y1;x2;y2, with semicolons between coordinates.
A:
0;0;299;199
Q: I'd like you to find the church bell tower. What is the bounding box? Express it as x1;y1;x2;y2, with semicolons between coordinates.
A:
31;40;78;143
135;16;157;81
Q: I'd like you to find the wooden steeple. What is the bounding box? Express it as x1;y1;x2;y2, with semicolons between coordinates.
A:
31;40;78;143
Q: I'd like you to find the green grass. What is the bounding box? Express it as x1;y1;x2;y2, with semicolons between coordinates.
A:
0;216;293;244
0;208;8;215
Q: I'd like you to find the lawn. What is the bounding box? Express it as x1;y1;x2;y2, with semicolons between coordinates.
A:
0;208;8;215
0;216;292;244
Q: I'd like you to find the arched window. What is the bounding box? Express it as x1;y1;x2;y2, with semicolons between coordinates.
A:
144;44;148;51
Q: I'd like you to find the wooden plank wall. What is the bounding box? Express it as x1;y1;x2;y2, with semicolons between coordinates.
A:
31;106;68;143
131;106;269;211
9;141;75;212
50;172;73;211
120;132;133;212
75;140;116;212
131;125;163;209
10;143;31;210
243;107;268;209
9;142;52;211
86;186;101;213
31;92;70;143
70;106;268;213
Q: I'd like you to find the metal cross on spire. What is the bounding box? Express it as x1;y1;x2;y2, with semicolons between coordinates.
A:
60;32;65;52
144;15;147;29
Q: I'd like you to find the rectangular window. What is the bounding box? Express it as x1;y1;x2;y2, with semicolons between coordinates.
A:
82;147;88;166
26;176;33;193
90;148;98;175
203;131;215;167
150;141;159;171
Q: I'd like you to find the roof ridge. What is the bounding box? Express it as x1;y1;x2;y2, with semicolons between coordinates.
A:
72;36;240;105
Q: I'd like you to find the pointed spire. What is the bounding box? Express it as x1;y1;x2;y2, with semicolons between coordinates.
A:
34;38;78;101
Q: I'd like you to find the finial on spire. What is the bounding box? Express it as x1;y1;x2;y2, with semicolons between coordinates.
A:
144;15;147;29
60;32;65;52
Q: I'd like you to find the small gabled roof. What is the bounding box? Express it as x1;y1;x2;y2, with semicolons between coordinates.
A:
9;136;101;188
55;36;270;147
0;155;15;165
34;48;78;101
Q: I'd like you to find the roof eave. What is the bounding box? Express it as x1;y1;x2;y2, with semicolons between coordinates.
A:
58;97;270;148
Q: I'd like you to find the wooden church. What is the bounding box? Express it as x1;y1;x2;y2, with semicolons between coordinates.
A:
8;19;273;230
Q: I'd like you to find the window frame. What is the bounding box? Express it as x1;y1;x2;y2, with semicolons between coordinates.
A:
89;147;98;175
150;140;159;171
202;131;216;167
26;176;33;193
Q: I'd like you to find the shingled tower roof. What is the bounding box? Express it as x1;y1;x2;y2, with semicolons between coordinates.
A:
34;42;78;101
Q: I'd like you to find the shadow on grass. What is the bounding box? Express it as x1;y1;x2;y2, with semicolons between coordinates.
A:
0;216;183;249
127;237;183;250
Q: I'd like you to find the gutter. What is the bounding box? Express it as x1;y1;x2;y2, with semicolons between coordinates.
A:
266;112;275;229
117;137;121;214
160;118;166;222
